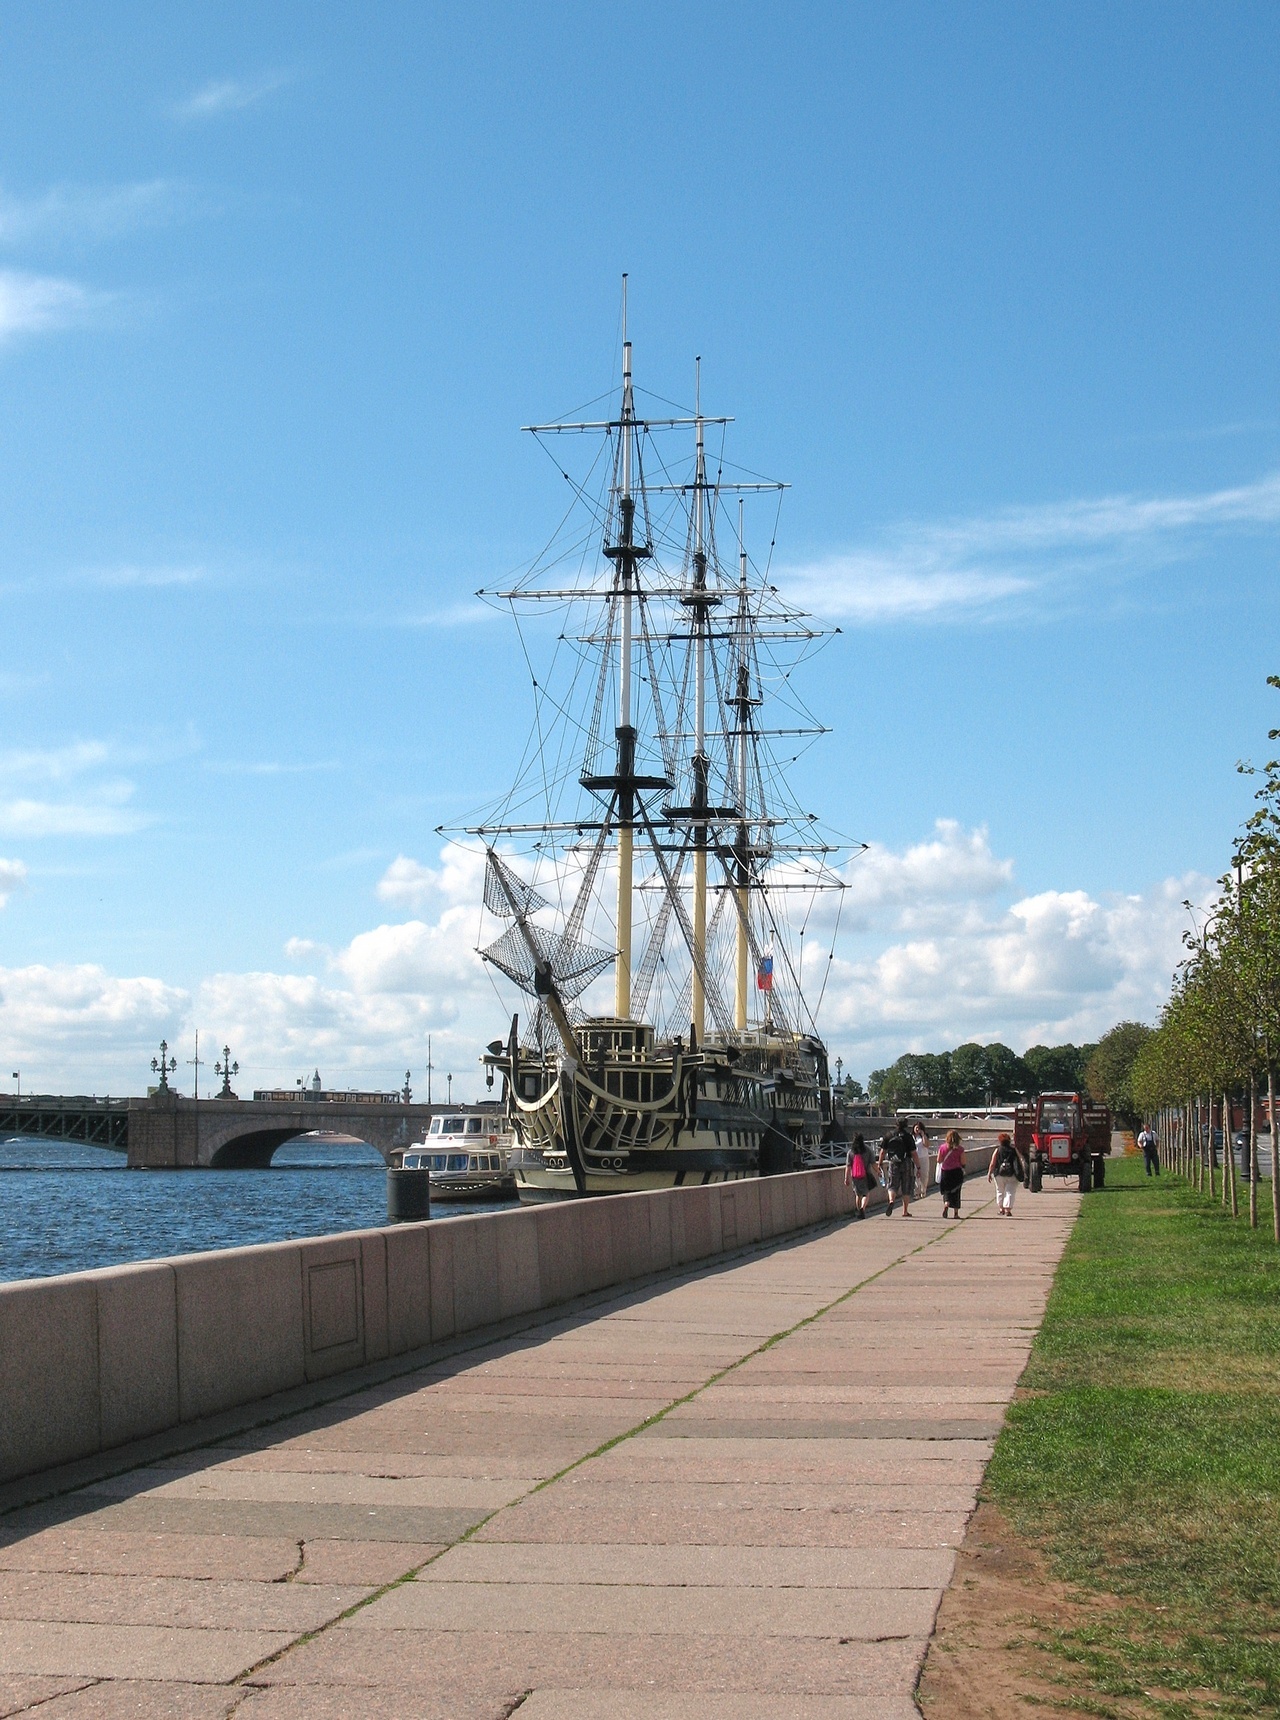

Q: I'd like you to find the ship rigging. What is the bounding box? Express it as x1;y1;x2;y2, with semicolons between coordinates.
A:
446;283;857;1199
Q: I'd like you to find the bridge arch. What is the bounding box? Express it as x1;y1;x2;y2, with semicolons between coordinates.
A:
207;1129;390;1170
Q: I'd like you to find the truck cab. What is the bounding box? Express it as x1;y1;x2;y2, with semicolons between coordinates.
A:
1015;1091;1111;1192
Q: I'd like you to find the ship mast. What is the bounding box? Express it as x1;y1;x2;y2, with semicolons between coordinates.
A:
690;359;710;1042
732;499;752;1031
613;277;638;1018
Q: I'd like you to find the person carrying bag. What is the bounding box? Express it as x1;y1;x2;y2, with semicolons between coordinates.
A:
844;1132;871;1218
987;1130;1026;1217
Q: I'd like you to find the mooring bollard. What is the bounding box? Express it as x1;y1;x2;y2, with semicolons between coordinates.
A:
386;1166;431;1223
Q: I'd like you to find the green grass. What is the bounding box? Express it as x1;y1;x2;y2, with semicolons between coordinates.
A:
987;1157;1280;1717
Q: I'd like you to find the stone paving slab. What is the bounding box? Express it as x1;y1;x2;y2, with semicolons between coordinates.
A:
18;1680;240;1718
0;1188;1079;1715
0;1674;95;1718
420;1540;956;1588
0;1572;366;1631
0;1620;292;1680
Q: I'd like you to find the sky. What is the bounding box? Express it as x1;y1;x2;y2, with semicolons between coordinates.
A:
0;1;1277;1097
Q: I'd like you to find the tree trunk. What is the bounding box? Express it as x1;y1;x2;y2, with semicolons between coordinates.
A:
1249;1076;1259;1229
1226;1089;1238;1216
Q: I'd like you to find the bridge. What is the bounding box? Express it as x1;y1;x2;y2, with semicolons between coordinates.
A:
1;1089;445;1169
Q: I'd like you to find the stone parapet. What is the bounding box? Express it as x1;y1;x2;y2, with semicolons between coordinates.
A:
0;1146;992;1487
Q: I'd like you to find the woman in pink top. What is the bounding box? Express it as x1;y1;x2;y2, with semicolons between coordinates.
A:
937;1129;966;1219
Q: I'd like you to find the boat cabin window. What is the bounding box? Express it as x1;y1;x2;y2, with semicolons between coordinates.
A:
441;1117;466;1134
403;1153;422;1170
447;1153;468;1171
467;1117;484;1134
428;1119;441;1136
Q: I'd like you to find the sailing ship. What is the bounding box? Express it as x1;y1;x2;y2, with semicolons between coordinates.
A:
461;285;850;1200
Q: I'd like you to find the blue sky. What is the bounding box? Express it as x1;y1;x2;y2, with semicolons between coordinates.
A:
0;2;1277;1094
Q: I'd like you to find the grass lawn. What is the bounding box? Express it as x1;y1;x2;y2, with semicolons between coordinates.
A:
986;1155;1280;1717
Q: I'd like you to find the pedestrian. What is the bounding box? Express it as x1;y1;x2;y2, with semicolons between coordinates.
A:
877;1118;916;1217
937;1128;966;1219
1137;1122;1160;1177
844;1132;871;1217
986;1130;1025;1216
912;1122;931;1200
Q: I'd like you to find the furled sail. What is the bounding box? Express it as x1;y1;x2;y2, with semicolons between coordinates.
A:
480;850;615;1002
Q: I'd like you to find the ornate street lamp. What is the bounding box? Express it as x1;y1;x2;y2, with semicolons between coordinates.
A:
151;1041;177;1090
215;1047;240;1098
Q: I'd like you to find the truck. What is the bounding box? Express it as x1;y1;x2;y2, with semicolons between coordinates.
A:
1014;1091;1112;1192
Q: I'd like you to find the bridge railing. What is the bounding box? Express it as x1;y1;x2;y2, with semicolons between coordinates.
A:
1;1097;130;1150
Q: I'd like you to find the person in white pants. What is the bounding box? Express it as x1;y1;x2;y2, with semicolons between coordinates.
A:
987;1131;1026;1216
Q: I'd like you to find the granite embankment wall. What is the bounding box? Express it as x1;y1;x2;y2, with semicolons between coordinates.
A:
0;1148;991;1487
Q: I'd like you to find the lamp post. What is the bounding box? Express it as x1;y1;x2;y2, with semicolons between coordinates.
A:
186;1030;204;1101
447;1072;453;1104
215;1047;239;1098
11;1072;18;1101
401;1070;412;1104
426;1035;433;1105
151;1041;176;1090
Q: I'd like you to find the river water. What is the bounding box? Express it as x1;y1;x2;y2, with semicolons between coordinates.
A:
0;1136;516;1284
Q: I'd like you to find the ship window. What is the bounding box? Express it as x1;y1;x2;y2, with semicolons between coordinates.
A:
428;1119;442;1136
403;1153;422;1169
447;1153;467;1171
442;1117;465;1134
488;1154;500;1170
521;1075;539;1098
430;1154;447;1170
467;1118;484;1134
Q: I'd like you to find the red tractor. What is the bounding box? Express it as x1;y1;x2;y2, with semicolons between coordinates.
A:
1015;1092;1112;1192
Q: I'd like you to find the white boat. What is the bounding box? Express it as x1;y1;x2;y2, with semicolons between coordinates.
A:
400;1111;515;1201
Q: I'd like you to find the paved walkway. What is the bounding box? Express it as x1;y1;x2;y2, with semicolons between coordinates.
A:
0;1185;1078;1719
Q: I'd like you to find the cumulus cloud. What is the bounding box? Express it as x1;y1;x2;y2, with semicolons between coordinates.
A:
785;471;1280;623
814;846;1209;1078
0;831;1206;1096
0;963;186;1088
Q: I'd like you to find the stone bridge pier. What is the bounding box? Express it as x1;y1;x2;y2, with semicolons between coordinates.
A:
125;1091;442;1169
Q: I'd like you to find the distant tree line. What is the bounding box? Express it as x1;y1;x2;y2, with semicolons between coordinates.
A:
867;1040;1094;1108
863;1024;1152;1119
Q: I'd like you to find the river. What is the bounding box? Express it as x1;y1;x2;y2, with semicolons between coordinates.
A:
0;1135;516;1284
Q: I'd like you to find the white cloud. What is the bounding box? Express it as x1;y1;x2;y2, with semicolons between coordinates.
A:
173;71;294;120
0;963;186;1087
377;855;437;908
0;743;147;838
786;471;1280;623
0;269;97;343
840;820;1013;929
89;564;205;590
814;839;1210;1077
0;799;145;838
0;858;26;907
0;180;190;247
0;827;1207;1101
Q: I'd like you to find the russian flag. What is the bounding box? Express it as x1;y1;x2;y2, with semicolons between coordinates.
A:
756;954;774;993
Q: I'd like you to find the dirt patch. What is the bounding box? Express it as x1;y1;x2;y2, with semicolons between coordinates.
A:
917;1499;1128;1719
